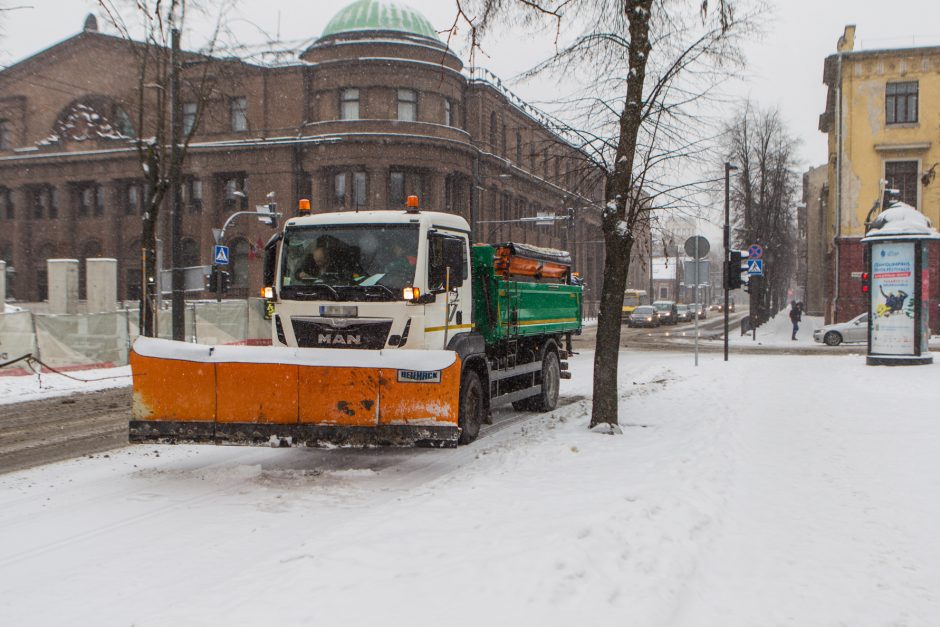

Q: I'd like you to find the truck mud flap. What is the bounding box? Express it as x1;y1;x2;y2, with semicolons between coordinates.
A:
129;421;459;448
129;337;461;449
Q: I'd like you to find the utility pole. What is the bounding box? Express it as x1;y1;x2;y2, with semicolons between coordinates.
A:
723;161;736;362
169;27;185;341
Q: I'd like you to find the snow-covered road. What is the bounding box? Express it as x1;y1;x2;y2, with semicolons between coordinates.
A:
1;350;938;626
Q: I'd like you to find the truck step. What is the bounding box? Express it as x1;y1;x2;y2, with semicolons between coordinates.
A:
559;360;569;371
560;371;572;379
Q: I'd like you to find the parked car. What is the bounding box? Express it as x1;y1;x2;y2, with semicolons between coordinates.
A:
628;305;660;328
814;313;868;346
688;303;706;319
652;300;678;325
676;304;693;323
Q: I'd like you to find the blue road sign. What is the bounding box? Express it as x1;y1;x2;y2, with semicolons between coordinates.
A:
747;244;763;259
214;244;230;265
747;258;764;275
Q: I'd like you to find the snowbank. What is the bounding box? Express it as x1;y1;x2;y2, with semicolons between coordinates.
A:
0;364;131;405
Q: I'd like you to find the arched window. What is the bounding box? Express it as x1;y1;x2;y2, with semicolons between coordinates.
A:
181;238;200;267
230;238;250;290
47;96;134;145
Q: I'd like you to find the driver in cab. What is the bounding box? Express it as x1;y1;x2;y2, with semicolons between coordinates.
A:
295;246;330;281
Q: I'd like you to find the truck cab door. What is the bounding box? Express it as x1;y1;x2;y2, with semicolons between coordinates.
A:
427;232;471;348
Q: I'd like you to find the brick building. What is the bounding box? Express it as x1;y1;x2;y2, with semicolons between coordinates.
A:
0;0;622;314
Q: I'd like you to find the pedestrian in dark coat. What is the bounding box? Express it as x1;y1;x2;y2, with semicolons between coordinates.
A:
789;300;802;340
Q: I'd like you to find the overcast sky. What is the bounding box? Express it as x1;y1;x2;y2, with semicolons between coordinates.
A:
2;0;938;172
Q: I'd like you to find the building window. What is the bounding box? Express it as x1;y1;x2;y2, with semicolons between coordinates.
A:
886;81;918;125
75;183;101;218
340;88;360;120
0;187;12;219
183;177;203;213
29;186;54;220
183;102;197;135
333;172;347;207
230;238;250;290
221;174;248;211
516;132;522;164
489;112;497;150
353;172;368;207
660;286;668;299
331;170;368;210
0;119;12;150
884;161;918;207
181;238;200;267
397;89;417;122
444;98;452;126
125;182;143;215
389;171;405;207
230;96;248;132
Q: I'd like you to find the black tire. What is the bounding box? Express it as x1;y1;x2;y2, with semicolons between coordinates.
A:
824;331;843;346
531;350;561;412
458;369;484;444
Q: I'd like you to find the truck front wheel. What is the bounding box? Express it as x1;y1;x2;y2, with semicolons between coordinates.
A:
458;369;484;444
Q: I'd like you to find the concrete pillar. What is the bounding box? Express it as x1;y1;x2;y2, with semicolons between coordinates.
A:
48;259;79;314
86;258;118;313
0;260;6;305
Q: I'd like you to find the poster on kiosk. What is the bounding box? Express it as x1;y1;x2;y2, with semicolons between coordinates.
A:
870;242;915;355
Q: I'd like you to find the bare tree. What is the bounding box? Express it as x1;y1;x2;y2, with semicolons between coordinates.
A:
723;102;799;320
96;0;235;336
451;0;758;428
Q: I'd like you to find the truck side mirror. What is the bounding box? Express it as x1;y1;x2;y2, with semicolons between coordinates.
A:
263;231;282;287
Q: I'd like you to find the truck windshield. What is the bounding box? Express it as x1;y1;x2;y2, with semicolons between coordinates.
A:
280;224;419;301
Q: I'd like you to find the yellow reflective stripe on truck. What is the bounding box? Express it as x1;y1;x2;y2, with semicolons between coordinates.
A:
424;323;475;333
517;318;578;326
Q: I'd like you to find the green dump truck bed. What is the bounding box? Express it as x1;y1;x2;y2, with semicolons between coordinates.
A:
472;244;583;344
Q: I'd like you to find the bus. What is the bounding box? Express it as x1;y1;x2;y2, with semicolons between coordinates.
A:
622;289;650;317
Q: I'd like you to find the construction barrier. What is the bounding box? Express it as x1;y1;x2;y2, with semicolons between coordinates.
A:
0;311;39;375
0;299;271;375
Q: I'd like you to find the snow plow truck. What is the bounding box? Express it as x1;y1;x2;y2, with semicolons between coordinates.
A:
129;197;582;448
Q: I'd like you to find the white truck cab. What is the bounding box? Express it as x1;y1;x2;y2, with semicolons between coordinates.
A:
265;208;472;352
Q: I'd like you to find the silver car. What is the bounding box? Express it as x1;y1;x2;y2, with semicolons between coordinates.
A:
813;313;868;346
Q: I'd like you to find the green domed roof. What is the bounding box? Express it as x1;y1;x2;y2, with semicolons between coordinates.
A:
321;0;439;41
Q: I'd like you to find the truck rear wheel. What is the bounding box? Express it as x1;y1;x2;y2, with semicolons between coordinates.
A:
531;350;561;412
458;369;484;444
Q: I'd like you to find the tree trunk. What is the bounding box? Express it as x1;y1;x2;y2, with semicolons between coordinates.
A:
589;0;652;428
141;214;157;337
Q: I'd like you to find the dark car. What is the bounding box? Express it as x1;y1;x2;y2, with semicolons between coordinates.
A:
628;305;660;328
652;300;678;325
689;303;706;319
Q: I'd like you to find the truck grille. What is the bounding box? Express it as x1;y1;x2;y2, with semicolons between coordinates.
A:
291;318;392;349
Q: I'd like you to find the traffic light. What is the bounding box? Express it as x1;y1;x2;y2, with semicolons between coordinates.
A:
206;267;230;293
725;250;746;290
861;271;870;294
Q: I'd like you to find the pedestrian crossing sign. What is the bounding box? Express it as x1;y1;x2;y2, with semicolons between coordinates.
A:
747;258;763;275
214;244;230;265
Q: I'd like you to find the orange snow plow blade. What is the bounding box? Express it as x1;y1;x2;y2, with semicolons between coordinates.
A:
128;337;461;448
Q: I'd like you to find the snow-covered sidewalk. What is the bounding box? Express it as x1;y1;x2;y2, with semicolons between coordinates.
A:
0;365;132;405
1;350;938;626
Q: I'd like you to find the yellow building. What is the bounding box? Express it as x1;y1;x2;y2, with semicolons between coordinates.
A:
819;25;940;328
